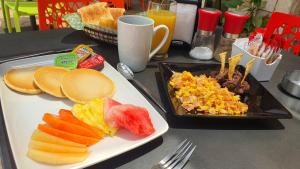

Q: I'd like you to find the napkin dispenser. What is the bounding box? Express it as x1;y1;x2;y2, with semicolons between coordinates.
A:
172;0;199;45
232;38;282;81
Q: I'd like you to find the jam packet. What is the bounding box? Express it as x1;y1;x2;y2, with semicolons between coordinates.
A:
72;44;93;63
78;53;105;70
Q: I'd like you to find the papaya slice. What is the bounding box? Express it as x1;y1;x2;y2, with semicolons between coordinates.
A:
38;124;98;146
43;113;101;139
58;109;104;138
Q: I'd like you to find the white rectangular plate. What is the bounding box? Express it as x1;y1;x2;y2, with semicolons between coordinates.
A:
0;54;168;169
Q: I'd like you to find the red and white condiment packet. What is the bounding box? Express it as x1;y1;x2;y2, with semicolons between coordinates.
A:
78;53;105;70
247;33;263;56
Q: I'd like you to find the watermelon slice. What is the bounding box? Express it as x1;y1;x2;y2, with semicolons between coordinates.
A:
105;104;155;137
104;97;121;114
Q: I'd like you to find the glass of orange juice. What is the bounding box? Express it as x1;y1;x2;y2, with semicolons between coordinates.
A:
147;0;177;60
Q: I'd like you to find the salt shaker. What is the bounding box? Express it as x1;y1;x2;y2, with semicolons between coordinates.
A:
189;8;221;60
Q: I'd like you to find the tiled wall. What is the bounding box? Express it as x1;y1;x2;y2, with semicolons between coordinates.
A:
260;0;300;15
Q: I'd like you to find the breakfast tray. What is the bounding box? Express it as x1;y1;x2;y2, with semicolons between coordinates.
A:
0;53;168;169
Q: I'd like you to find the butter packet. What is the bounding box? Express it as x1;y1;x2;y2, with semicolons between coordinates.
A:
54;53;78;69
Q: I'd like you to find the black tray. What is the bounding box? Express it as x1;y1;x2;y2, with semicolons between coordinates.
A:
158;62;292;120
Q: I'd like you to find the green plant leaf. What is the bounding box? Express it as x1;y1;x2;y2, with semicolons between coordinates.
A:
245;20;251;31
242;20;253;36
221;15;225;25
221;0;243;8
251;0;262;7
260;1;267;9
253;15;263;27
261;16;269;28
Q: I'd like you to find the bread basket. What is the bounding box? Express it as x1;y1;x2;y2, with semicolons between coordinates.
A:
63;13;117;45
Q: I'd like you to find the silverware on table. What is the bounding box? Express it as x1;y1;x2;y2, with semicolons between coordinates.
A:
152;139;196;169
117;62;167;114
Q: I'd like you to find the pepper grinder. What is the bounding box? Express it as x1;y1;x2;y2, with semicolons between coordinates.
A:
214;11;249;61
189;8;221;60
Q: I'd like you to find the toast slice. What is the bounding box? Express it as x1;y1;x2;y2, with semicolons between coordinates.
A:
77;2;109;25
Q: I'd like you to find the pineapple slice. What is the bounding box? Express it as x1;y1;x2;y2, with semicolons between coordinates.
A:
72;98;117;136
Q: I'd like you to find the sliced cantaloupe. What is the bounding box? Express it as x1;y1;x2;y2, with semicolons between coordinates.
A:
29;140;88;153
27;148;88;165
31;130;86;148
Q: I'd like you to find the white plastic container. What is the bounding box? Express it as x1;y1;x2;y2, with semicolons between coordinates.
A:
231;38;282;81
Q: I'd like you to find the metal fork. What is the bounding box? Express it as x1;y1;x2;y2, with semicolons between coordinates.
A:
152;139;196;169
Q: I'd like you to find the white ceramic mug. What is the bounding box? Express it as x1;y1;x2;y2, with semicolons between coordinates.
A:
118;15;169;72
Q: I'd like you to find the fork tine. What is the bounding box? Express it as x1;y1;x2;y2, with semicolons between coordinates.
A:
161;141;191;168
159;139;188;165
162;141;191;168
172;145;196;169
164;142;193;169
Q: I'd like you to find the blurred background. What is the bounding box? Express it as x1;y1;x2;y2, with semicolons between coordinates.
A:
0;0;299;34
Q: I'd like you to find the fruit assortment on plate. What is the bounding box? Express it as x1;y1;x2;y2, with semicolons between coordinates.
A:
28;110;95;165
2;44;155;165
28;98;155;165
169;52;255;116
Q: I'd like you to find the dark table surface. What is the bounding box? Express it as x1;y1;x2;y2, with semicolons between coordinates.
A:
0;29;300;169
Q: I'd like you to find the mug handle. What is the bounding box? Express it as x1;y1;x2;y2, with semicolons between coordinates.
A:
149;25;169;59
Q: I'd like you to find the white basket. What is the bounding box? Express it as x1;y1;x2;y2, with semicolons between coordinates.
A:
231;38;282;81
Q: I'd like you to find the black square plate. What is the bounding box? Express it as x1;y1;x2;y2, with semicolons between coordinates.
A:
158;62;292;120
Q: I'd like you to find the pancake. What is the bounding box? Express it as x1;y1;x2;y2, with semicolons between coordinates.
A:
34;66;69;98
61;69;115;103
3;67;41;94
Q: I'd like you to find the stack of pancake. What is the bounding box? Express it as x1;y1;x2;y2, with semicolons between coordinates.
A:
3;66;115;103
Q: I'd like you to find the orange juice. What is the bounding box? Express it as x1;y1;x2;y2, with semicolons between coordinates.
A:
147;10;176;55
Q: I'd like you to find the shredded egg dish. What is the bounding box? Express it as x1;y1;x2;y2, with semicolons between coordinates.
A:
169;71;248;115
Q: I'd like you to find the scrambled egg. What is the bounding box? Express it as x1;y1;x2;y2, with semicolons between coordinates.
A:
72;98;117;136
169;71;248;115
